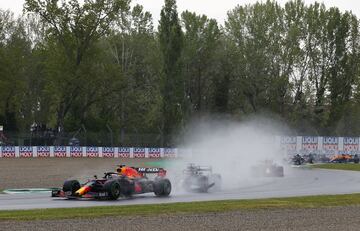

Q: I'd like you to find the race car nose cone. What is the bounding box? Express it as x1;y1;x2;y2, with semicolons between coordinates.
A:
75;186;91;196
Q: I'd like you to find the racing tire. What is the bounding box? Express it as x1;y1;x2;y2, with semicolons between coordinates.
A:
104;180;121;200
275;166;284;177
118;177;134;197
198;176;209;193
154;178;171;197
62;180;81;196
212;174;222;191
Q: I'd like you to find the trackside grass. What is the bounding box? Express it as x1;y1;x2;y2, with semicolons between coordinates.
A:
310;163;360;171
1;194;360;221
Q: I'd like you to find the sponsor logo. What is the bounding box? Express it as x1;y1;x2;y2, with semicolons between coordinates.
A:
86;147;99;158
133;148;145;158
281;136;297;144
37;146;50;157
148;148;161;158
344;137;359;145
344;137;359;151
302;136;318;150
137;167;159;172
302;136;318;144
102;147;114;158
164;148;176;158
323;137;338;150
2;146;15;158
118;147;130;158
54;146;66;158
19;146;33;158
282;143;297;150
70;146;82;157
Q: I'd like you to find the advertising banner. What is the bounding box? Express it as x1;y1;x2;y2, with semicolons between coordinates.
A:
322;137;338;154
19;146;33;158
2;146;15;158
70;146;83;158
102;147;114;158
118;147;131;158
133;147;145;158
86;147;99;158
164;148;177;158
148;148;161;158
37;146;50;157
302;136;318;151
54;146;67;158
280;136;297;151
343;137;359;152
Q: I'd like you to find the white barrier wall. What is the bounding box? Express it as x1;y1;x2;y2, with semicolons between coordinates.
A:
281;136;360;155
0;146;177;158
1;136;358;158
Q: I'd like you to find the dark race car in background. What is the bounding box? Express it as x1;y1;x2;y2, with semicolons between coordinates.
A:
251;160;284;177
181;164;222;193
52;167;171;200
291;154;306;165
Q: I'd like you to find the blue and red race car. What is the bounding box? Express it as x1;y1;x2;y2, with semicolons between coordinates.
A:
52;166;171;200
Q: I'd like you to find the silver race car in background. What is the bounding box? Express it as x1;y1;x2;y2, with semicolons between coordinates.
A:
181;164;222;193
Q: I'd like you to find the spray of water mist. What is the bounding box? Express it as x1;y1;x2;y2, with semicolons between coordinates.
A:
168;116;288;193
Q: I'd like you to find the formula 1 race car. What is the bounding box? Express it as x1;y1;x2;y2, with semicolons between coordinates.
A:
251;160;284;177
51;167;171;200
329;154;360;163
181;164;221;193
291;154;305;165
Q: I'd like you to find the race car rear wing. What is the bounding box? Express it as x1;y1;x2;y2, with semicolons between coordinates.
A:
133;167;167;176
196;166;212;171
184;164;213;173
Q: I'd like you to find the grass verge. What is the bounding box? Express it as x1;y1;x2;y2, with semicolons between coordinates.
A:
1;194;360;221
310;163;360;171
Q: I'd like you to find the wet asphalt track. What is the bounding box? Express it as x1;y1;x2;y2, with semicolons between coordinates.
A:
1;167;360;210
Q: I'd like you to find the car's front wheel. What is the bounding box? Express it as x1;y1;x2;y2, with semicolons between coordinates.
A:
104;180;121;200
62;180;80;196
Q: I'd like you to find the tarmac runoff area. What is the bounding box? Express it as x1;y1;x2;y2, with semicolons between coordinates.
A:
1;167;360;210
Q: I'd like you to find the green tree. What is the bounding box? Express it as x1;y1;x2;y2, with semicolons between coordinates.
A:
98;4;162;144
0;11;34;131
158;0;184;144
181;11;221;115
24;0;131;134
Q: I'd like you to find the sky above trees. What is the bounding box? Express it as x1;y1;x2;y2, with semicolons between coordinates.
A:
1;0;360;26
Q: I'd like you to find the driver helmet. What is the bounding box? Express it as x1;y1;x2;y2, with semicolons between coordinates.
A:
117;164;126;173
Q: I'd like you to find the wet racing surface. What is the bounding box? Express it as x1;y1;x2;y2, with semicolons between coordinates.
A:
1;167;360;210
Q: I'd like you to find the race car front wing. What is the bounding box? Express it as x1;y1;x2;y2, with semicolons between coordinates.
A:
51;189;109;199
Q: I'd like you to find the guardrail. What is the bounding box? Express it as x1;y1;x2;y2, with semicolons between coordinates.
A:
0;146;177;158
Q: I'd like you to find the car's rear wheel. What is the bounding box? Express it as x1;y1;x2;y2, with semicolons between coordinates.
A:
212;174;222;191
198;176;209;193
104;180;121;200
62;180;80;196
118;178;133;197
154;178;171;197
276;166;284;177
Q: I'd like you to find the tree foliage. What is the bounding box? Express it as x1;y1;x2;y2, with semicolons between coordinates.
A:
158;0;184;143
1;0;360;146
